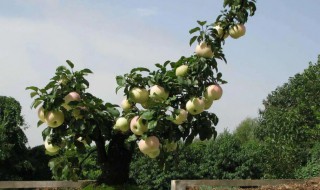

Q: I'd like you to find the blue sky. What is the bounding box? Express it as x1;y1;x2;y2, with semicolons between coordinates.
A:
0;0;319;147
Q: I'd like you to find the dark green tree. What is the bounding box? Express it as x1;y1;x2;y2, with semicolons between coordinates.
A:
0;96;33;180
255;55;320;178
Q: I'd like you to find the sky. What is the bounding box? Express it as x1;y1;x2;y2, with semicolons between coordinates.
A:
0;0;319;147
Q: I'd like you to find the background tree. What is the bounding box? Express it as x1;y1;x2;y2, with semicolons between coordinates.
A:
233;117;258;144
0;96;33;180
255;55;320;178
26;0;256;185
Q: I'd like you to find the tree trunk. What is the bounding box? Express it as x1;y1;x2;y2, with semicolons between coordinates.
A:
95;132;133;185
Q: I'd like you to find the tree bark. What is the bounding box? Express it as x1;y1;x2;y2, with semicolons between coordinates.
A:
95;132;133;185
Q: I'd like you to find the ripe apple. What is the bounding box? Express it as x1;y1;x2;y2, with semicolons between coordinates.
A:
38;107;46;123
204;98;214;110
186;97;205;115
213;25;229;39
175;65;188;77
195;42;214;58
147;148;160;159
114;117;129;132
130;116;148;135
44;137;60;153
149;85;169;101
138;136;160;155
229;24;246;39
62;92;81;111
130;87;149;104
45;110;64;128
172;109;188;125
121;99;132;112
163;141;177;152
204;84;223;100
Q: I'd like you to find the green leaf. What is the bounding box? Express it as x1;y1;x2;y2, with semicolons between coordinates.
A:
141;110;155;120
147;120;157;130
116;76;125;86
66;60;74;69
26;86;39;91
30;91;38;98
189;27;200;34
130;67;150;73
106;107;120;118
189;36;198;46
127;134;137;142
197;20;207;26
81;68;93;74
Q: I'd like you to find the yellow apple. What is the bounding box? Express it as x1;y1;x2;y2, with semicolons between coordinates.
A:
114;117;130;132
130;116;148;135
62;92;81;111
149;85;169;101
130;87;149;104
186;97;205;115
138;136;160;155
229;24;246;39
175;65;188;77
172;109;188;125
38;107;46;123
195;42;214;58
147;148;160;159
121;99;132;112
44;137;60;153
45;110;64;128
213;25;229;39
204;97;214;110
204;84;223;101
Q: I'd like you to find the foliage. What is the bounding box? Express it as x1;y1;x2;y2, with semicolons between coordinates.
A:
295;142;320;179
233;117;258;144
83;183;142;190
255;55;320;178
0;96;33;180
26;0;257;184
27;145;52;180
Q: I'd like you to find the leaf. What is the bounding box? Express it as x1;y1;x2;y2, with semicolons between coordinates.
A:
189;27;200;34
26;86;39;91
141;110;155;120
115;86;123;94
127;134;137;142
30;91;38;98
116;76;125;86
185;134;194;146
66;60;74;69
130;67;150;73
189;36;198;46
81;68;93;74
197;20;207;26
147;120;157;130
106;107;120;118
37;120;44;127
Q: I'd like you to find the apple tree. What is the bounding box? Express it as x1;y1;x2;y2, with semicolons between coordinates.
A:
27;0;256;185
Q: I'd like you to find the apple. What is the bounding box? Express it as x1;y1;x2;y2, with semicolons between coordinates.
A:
130;116;148;135
204;98;214;110
44;137;60;153
213;25;229;39
186;97;205;115
172;109;188;125
121;99;132;112
62;92;81;111
149;85;169;101
138;136;160;155
195;42;214;58
130;87;149;104
147;149;160;159
45;110;64;128
163;141;177;152
114;117;129;132
204;84;223;101
175;65;188;77
38;107;46;123
229;24;246;39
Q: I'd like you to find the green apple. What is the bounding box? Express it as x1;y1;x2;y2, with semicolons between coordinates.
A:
204;84;223;101
45;110;64;128
44;137;60;153
229;24;246;39
138;136;160;155
204;97;214;110
149;85;169;101
130;116;148;135
147;148;160;159
172;109;188;125
175;65;188;77
130;87;149;104
195;42;214;58
213;25;229;39
114;117;129;132
62;92;81;111
121;99;132;112
186;97;205;115
38;107;46;123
